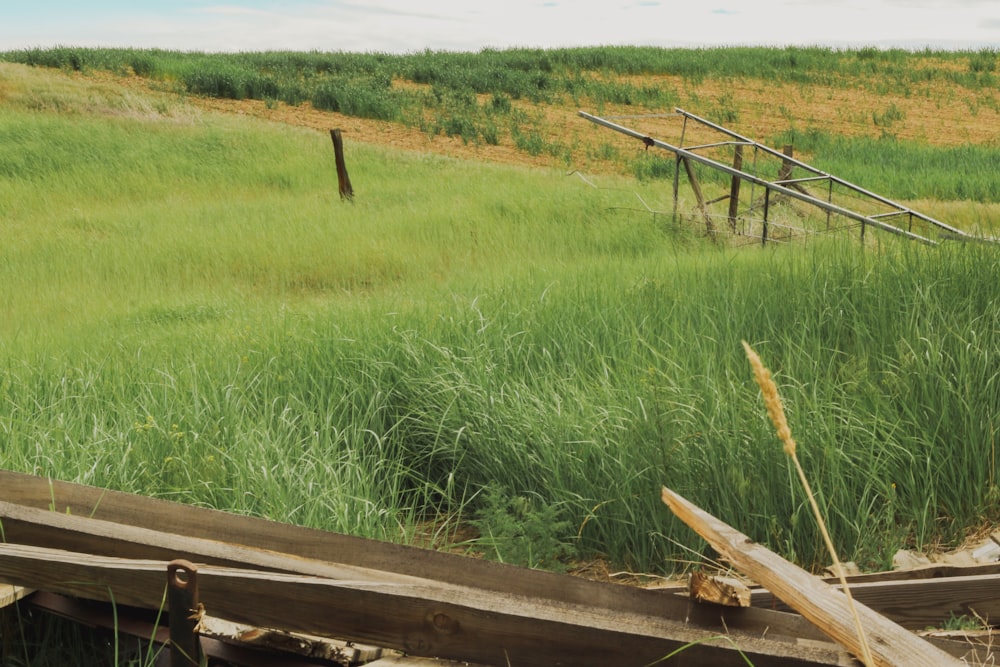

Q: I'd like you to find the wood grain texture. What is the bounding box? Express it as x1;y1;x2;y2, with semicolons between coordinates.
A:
0;542;857;667
661;486;963;667
0;470;835;643
689;571;751;607
752;573;1000;630
0;584;32;608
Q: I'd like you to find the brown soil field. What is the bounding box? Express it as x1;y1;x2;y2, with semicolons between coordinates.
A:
74;61;1000;177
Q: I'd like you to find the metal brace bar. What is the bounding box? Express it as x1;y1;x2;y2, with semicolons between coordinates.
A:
672;107;965;236
579;111;937;244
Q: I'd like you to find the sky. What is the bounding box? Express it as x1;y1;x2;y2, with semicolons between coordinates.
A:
2;1;998;54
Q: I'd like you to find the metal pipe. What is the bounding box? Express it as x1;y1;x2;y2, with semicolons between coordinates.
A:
774;176;832;185
682;140;755;151
671;108;964;236
578;111;936;245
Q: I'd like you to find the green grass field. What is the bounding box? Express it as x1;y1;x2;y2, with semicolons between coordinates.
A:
1;54;999;593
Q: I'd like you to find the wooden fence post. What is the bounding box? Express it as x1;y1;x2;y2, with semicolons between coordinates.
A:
330;129;354;201
681;157;715;238
727;145;743;233
762;187;771;245
777;144;795;182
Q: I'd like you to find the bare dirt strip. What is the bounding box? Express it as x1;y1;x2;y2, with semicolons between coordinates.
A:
76;64;999;176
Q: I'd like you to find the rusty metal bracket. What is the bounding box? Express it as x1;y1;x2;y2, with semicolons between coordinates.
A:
167;559;204;667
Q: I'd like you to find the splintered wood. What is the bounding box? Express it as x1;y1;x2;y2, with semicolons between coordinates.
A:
688;571;750;607
0;470;995;667
0;481;856;666
662;485;964;667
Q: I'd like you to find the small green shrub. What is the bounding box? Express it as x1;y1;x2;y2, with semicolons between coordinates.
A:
470;485;577;570
512;127;546;156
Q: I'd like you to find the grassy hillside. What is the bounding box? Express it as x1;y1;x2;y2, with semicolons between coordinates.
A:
4;46;1000;206
0;54;999;586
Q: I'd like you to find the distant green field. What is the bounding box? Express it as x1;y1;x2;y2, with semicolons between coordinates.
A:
4;46;1000;202
1;59;999;590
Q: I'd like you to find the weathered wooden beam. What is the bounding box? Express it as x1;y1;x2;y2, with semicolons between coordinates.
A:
0;470;831;645
661;486;963;667
28;590;343;667
752;573;1000;631
0;499;424;585
0;583;32;608
363;657;491;667
0;543;857;667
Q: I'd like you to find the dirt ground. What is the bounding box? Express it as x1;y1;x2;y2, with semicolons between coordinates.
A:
205;76;1000;169
74;62;999;179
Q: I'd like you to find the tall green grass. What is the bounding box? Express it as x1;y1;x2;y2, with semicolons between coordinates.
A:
5;45;996;94
2;64;999;581
771;127;1000;203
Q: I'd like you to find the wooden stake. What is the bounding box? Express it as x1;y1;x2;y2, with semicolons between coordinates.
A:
661;486;964;667
778;144;795;182
762;187;771;245
330;129;354;201
727;145;743;233
681;156;715;237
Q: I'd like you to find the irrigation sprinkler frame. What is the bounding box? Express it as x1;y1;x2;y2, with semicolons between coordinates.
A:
579;108;974;246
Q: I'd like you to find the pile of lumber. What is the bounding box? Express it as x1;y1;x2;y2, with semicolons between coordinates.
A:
0;470;996;666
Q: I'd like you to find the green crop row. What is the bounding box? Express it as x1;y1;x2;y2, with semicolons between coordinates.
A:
771;128;1000;202
5;44;997;92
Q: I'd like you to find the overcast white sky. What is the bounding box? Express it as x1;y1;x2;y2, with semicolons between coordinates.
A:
2;1;998;53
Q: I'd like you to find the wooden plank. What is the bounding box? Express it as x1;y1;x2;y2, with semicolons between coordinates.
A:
28;591;337;667
0;543;858;667
752;573;1000;630
0;470;651;604
199;617;375;664
363;656;490;667
820;561;1000;584
0;471;832;644
661;486;963;667
0;499;426;585
0;583;33;608
367;658;494;667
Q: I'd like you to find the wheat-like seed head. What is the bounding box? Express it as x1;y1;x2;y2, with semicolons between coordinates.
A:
740;341;875;665
742;341;796;456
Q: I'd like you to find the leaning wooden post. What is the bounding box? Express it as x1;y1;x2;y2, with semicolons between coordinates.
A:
727;145;743;233
671;156;682;225
761;187;771;245
826;179;834;231
330;129;354;201
777;144;795;182
681;156;715;238
660;486;964;667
